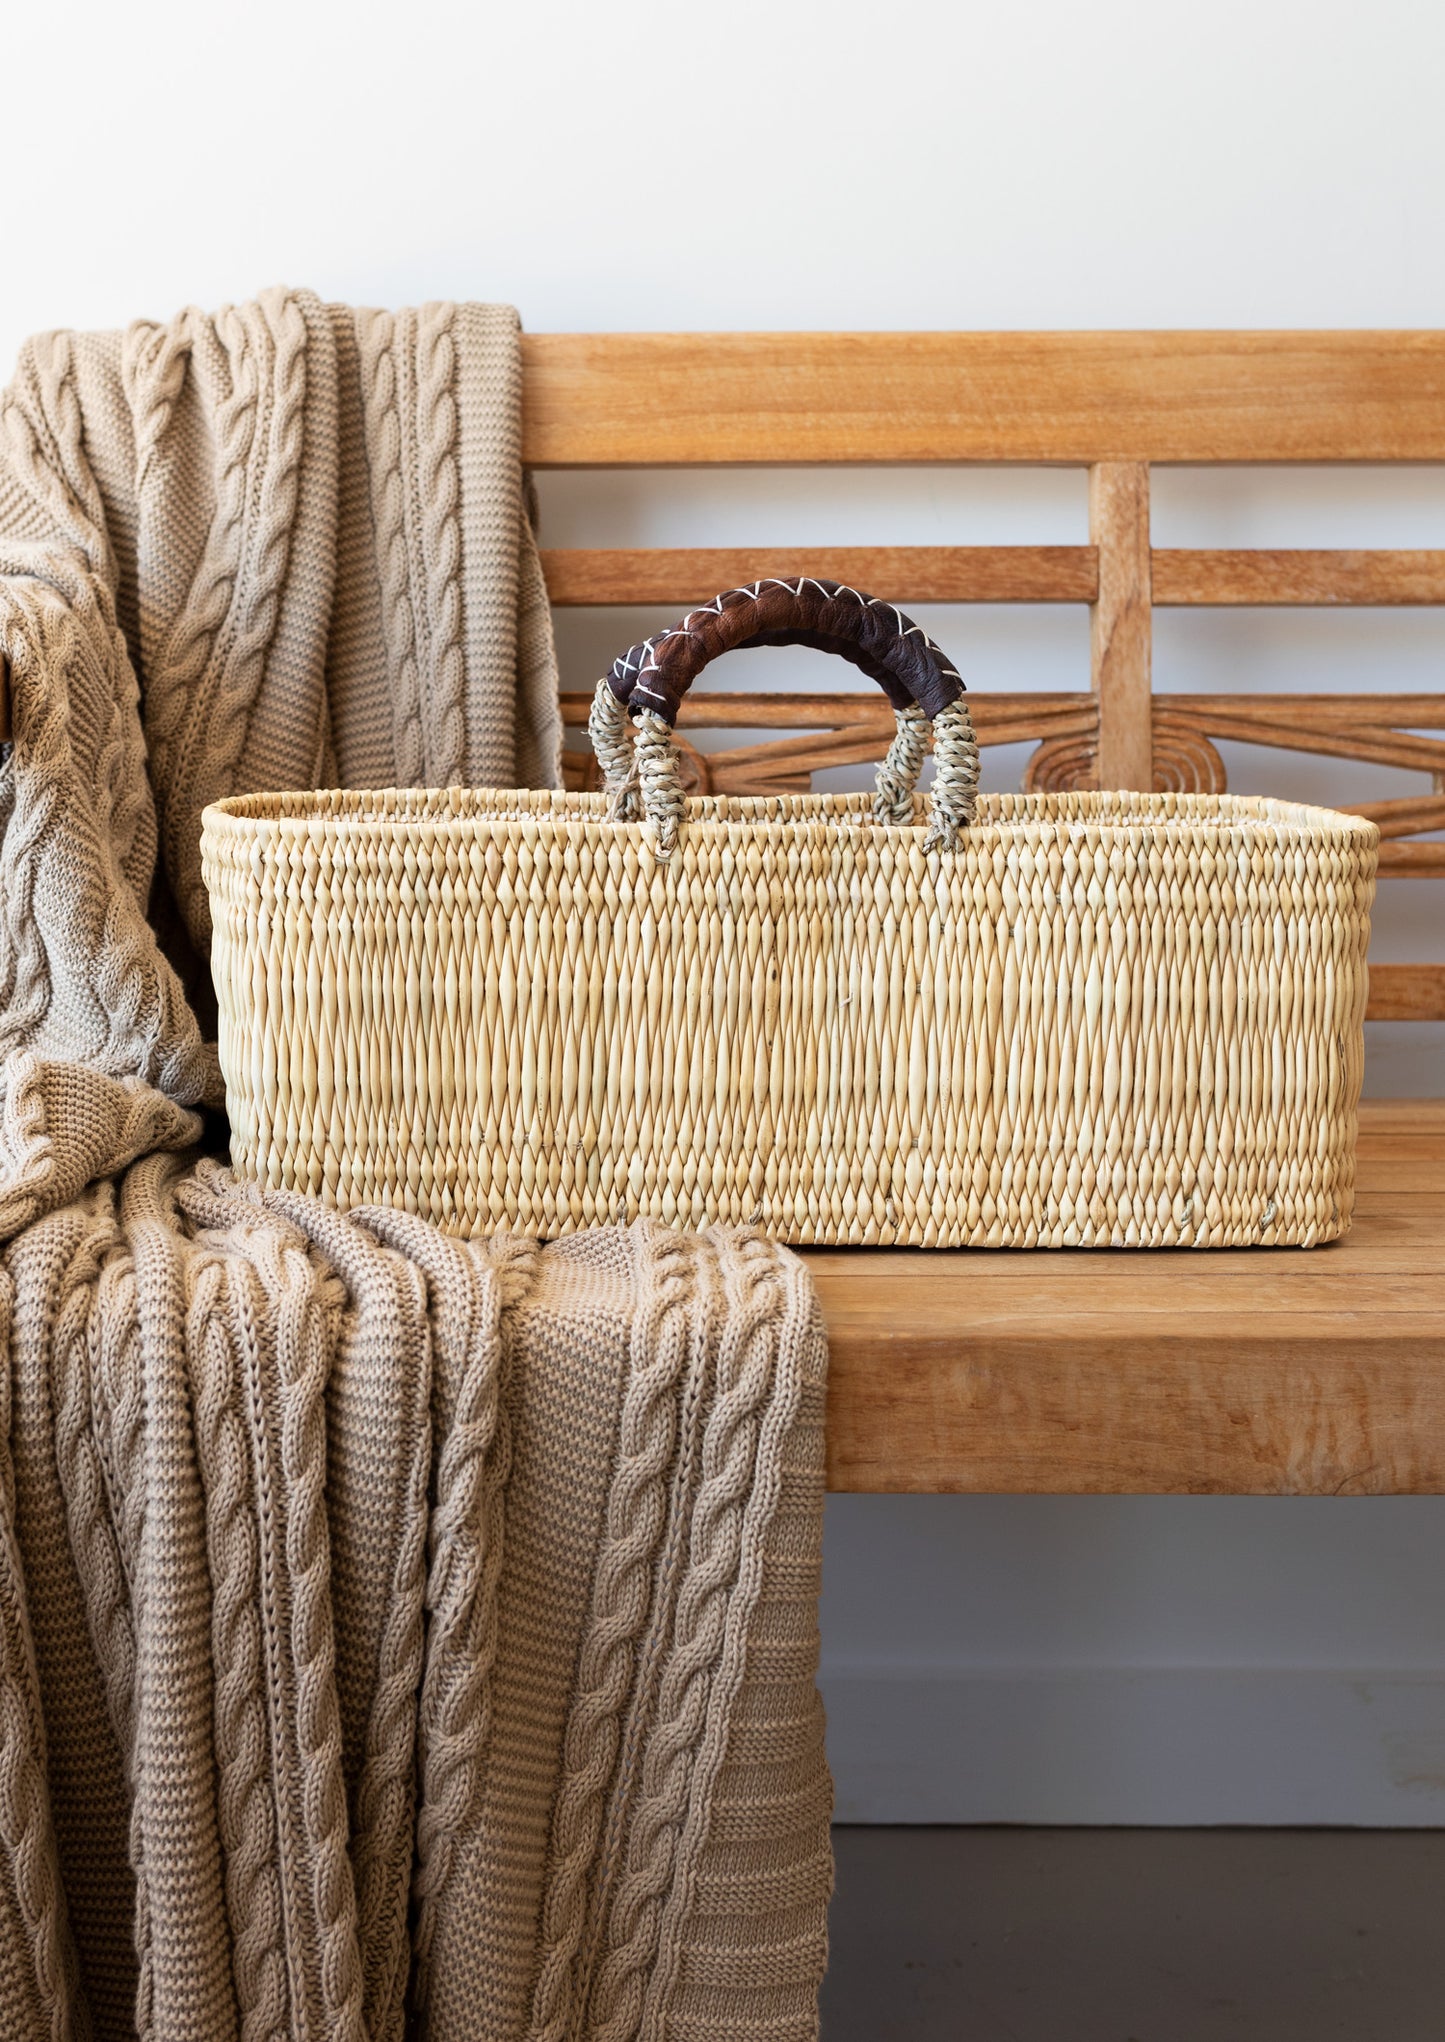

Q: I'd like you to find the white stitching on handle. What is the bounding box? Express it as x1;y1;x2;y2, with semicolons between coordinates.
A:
596;578;979;849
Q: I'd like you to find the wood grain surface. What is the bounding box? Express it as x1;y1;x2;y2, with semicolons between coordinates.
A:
1365;966;1445;1021
541;546;1445;610
522;331;1445;466
1089;463;1154;789
541;546;1098;607
1376;842;1445;876
811;1102;1445;1496
1153;548;1445;605
558;689;1096;736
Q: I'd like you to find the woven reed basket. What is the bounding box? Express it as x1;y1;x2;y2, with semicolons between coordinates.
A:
201;579;1379;1248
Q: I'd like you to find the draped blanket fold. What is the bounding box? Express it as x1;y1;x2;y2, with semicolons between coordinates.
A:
0;291;832;2039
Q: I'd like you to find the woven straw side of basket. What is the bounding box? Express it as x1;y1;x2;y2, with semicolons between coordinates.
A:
200;789;1377;1248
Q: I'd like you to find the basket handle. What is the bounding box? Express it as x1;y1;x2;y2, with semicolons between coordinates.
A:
588;576;980;856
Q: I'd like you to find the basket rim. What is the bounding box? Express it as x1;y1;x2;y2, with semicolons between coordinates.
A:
201;785;1380;847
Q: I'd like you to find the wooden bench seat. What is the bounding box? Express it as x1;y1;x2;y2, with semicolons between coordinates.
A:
528;330;1445;1501
811;1100;1445;1496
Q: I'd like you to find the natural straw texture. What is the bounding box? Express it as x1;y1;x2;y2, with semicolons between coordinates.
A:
203;785;1378;1248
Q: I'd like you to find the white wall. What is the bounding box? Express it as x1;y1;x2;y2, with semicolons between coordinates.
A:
7;0;1444;1824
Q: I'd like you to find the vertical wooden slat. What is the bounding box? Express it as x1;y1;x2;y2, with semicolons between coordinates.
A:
1090;463;1154;789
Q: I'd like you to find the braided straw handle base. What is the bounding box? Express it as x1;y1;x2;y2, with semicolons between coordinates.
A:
588;680;980;857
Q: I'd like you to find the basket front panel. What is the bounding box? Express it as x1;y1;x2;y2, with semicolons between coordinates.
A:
202;815;1375;1247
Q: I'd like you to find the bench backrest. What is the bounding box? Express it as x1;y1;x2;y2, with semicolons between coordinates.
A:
525;332;1445;1028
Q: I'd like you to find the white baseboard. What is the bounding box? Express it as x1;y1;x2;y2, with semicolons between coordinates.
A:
820;1668;1445;1826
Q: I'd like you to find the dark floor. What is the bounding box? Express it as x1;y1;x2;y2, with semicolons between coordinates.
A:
822;1827;1445;2041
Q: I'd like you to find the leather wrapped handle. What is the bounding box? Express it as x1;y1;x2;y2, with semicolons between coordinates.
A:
606;576;964;726
592;576;980;856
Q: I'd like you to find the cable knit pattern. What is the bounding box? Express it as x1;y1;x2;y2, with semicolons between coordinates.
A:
257;1192;434;2041
358;308;427;788
526;1227;695;2042
2;331;116;580
126;1159;239;2042
0;287;560;1244
0;1173;830;2041
121;319;192;501
252;1217;364;2042
49;1200;136;1755
629;1240;817;2042
88;1235;158;2042
0;1247;87;2042
133;307;260;817
0;583;216;1131
415;304;467;788
353;1216;536;2016
579;1236;801;2039
185;1250;289;2042
0;288;827;2042
150;294;313;946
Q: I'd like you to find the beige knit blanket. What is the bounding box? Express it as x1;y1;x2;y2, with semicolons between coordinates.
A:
0;292;832;2039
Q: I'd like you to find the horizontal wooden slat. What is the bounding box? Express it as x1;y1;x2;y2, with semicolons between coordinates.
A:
1153;549;1445;605
702;731;891;789
1342;795;1445;838
560;689;1445;735
1366;966;1445;1021
541;546;1099;607
523;332;1445;467
811;1101;1445;1495
1168;693;1445;727
558;690;1095;737
1372;842;1445;876
546;547;1445;612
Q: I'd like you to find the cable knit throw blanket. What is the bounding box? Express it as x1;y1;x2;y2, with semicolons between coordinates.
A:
0;291;832;2041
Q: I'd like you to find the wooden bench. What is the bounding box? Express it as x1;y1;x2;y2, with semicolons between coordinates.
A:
4;333;1440;1493
524;331;1445;1496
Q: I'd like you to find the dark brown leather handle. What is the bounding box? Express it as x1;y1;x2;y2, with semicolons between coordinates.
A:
606;576;964;726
